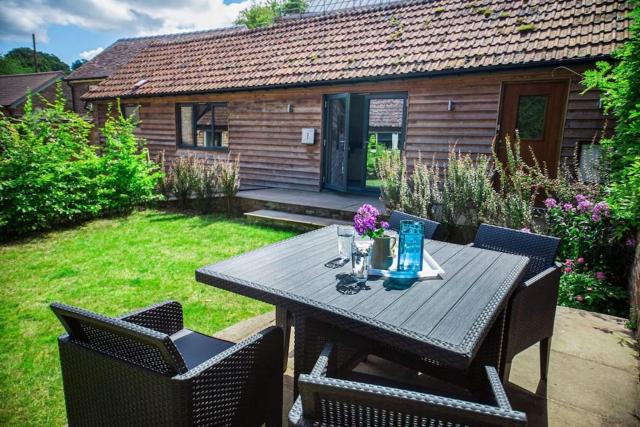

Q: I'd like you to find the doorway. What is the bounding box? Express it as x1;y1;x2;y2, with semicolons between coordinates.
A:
322;92;407;193
497;81;569;177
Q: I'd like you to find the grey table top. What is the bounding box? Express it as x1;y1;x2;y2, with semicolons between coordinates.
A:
196;225;529;368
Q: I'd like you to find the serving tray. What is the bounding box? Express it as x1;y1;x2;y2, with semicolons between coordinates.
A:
368;251;445;280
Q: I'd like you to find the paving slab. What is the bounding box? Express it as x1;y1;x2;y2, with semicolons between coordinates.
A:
212;307;639;427
245;209;351;230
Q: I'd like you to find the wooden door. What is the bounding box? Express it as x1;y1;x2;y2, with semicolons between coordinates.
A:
498;81;568;177
323;94;350;191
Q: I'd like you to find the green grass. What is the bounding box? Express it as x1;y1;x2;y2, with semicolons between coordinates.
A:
0;210;297;426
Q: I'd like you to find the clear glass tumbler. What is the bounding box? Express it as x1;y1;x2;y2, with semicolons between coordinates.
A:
337;226;355;261
351;240;372;281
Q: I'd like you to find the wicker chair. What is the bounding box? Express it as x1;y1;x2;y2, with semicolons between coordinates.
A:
388;210;440;240
471;223;561;383
51;300;283;427
289;343;527;427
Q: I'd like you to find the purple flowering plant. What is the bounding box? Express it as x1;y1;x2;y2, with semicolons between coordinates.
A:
353;204;389;239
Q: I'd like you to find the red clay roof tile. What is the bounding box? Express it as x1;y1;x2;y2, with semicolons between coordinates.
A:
83;0;630;100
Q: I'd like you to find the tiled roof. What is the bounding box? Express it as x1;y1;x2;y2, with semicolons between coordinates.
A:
0;71;64;107
66;27;245;81
369;98;404;128
84;0;631;100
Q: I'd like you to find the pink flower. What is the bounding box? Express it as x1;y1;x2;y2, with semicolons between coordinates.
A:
593;201;610;218
575;194;587;203
563;203;574;212
564;266;572;273
595;271;606;281
586;287;593;293
625;238;636;248
577;257;585;264
520;227;531;233
544;198;558;209
565;259;573;265
577;199;593;213
380;221;389;229
575;295;584;302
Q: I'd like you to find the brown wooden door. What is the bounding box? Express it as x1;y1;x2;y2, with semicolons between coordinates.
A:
498;81;568;177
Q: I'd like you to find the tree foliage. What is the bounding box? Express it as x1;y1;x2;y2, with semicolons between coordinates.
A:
583;1;640;232
235;0;308;29
0;47;70;74
71;59;87;70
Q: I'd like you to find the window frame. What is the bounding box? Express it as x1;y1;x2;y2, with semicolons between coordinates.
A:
175;102;229;151
123;104;140;125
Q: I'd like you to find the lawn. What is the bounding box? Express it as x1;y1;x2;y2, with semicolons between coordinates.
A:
0;210;297;426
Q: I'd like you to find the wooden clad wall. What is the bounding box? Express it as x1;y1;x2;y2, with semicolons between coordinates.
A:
93;64;605;192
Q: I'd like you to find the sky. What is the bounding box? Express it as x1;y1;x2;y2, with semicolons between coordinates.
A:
0;0;251;65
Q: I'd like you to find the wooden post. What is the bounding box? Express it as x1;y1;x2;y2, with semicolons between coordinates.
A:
32;33;38;73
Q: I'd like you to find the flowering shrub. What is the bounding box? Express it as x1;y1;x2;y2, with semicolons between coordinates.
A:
353;204;389;238
558;260;628;316
544;195;629;273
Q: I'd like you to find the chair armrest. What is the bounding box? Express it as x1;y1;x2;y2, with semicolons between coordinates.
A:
119;300;184;335
506;263;562;358
484;366;513;411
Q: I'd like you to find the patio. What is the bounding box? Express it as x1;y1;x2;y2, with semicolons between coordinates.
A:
214;306;639;427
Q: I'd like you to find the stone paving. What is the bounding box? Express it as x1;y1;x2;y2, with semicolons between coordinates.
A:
214;306;639;426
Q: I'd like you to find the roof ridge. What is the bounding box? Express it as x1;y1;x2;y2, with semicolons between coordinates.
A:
114;25;247;43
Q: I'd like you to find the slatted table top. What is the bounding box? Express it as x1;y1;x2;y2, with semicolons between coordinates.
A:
196;225;529;368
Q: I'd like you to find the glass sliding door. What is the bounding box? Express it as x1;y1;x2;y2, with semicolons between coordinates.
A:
323;94;350;192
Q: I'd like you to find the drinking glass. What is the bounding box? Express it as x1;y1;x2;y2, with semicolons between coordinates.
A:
337;226;355;261
351;240;372;281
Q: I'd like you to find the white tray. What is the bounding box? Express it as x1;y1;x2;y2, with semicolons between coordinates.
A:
368;251;444;280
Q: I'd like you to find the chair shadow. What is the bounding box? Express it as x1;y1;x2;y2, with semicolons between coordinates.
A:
506;380;549;427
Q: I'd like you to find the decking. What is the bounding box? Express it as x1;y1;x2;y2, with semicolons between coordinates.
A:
215;306;640;427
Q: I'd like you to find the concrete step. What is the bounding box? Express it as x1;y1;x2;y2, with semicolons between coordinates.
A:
245;209;351;231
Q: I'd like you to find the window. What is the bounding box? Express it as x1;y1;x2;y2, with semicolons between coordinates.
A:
123;104;140;124
176;103;229;150
516;95;547;139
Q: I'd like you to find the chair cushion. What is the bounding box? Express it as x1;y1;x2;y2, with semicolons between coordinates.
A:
171;329;235;370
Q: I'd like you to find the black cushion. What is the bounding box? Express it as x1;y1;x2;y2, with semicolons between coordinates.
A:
171;329;235;370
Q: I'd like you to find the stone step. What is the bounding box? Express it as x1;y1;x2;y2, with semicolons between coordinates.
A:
245;209;351;230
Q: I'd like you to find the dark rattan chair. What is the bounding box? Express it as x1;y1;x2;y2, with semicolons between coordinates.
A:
289;343;527;427
388;210;440;240
51;300;283;427
472;223;561;383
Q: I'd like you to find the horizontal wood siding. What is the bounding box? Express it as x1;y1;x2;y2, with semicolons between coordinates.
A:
94;64;606;192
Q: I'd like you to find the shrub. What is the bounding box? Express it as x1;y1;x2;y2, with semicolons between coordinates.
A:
170;154;199;209
440;149;498;229
0;90;161;239
376;149;405;212
194;158;220;214
558;267;628;316
98;103;162;211
400;154;441;220
218;155;241;212
156;151;174;199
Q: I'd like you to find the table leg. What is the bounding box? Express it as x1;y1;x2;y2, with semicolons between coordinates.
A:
275;305;292;373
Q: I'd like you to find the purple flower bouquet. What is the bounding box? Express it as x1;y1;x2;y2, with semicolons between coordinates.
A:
353;204;389;239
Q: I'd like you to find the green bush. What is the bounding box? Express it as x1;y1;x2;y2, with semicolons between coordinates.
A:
583;1;640;234
558;268;628;316
0;88;161;239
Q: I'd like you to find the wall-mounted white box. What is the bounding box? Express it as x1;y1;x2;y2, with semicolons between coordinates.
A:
301;128;315;145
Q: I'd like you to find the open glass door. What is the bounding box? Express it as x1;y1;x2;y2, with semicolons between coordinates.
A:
363;94;406;191
323;94;350;191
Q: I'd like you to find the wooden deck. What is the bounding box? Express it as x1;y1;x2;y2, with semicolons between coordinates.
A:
215;306;639;427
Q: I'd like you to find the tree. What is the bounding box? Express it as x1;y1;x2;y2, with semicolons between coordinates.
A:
0;48;70;75
235;0;307;29
71;59;87;71
583;1;640;232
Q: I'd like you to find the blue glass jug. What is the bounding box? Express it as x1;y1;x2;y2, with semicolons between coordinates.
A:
397;220;424;273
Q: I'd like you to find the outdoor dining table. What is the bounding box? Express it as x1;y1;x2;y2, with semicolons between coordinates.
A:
196;224;529;396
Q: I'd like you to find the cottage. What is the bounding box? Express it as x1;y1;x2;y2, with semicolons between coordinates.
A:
82;0;630;193
0;71;70;117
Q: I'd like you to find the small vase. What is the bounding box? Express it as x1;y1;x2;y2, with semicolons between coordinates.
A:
369;235;397;270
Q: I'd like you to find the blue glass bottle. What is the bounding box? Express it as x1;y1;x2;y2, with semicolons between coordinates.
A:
397;220;424;274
